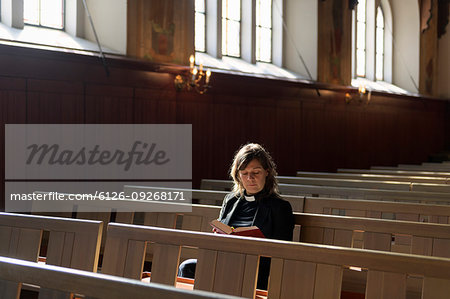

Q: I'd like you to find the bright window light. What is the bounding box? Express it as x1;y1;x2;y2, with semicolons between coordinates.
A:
24;0;64;30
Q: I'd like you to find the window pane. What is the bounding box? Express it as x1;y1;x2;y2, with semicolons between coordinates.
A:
356;21;366;50
376;7;384;81
40;0;64;29
376;53;384;80
224;0;241;21
24;0;40;25
376;27;384;53
357;0;366;22
377;7;384;28
225;20;240;57
195;12;206;52
222;0;240;57
195;0;205;13
256;27;271;62
256;0;271;28
356;49;366;77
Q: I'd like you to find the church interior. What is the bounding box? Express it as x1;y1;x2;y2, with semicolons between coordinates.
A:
0;0;450;298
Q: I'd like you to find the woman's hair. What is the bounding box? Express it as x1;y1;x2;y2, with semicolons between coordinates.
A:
229;143;279;196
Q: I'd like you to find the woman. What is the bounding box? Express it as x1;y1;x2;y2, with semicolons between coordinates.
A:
217;143;294;242
217;143;294;289
179;143;294;289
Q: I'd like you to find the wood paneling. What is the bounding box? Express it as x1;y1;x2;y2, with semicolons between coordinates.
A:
27;79;84;123
0;77;27;211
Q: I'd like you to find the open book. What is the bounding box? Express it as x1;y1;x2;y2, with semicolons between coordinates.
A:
210;219;265;238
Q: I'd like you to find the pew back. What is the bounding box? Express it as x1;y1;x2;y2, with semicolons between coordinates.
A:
278;176;413;191
338;168;450;178
0;213;103;299
295;213;450;258
303;197;450;224
0;256;239;299
0;212;102;271
200;179;450;204
101;223;450;299
126;186;450;225
124;185;305;212
295;171;449;184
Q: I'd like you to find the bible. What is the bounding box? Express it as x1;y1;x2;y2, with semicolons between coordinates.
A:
210;219;265;238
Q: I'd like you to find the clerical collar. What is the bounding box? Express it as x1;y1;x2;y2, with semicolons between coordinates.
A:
242;190;266;202
244;195;256;202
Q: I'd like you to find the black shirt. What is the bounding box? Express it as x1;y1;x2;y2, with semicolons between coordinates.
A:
228;197;258;228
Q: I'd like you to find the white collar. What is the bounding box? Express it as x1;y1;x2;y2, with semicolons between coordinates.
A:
244;195;256;202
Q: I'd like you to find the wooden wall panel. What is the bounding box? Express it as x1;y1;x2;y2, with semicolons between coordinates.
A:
85;84;134;124
0;77;27;211
274;99;302;175
134;88;177;124
26;79;84;123
176;92;214;186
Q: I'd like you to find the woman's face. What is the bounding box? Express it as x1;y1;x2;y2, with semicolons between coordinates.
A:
239;159;268;195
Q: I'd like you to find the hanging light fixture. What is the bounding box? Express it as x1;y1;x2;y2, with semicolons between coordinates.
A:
174;54;212;94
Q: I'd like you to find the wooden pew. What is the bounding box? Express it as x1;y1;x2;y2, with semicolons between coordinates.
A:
200;179;450;204
283;176;450;192
279;176;412;191
0;212;103;298
123;185;305;212
101;223;450;298
130;204;450;259
124;186;450;224
0;212;102;271
110;199;450;259
295;213;450;258
338;168;450;178
201;178;450;195
35;189;450;260
397;163;450;171
303;197;450;224
32;191;135;254
277;176;450;193
53;190;450;260
372;164;450;172
0;256;238;299
295;171;450;184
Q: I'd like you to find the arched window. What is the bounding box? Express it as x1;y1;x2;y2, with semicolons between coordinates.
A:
195;0;206;52
352;0;394;85
24;0;64;29
222;0;241;57
356;0;366;77
256;0;272;62
376;7;385;81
